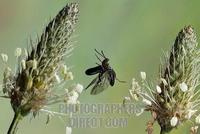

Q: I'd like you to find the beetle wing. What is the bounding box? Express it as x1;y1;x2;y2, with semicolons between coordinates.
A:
85;76;99;90
90;72;110;95
85;65;102;75
107;69;116;86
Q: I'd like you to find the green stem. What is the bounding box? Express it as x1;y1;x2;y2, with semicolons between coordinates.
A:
7;112;22;134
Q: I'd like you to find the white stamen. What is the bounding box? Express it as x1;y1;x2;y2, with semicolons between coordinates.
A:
66;127;72;134
68;91;79;104
68;72;74;80
15;48;22;57
156;85;162;93
195;114;200;124
185;110;197;119
161;78;168;86
133;94;139;101
74;84;84;94
71;91;79;100
170;116;178;127
21;60;26;70
24;48;28;57
61;64;68;74
140;72;146;80
142;98;152;106
32;59;37;69
74;6;79;13
191;126;199;133
179;82;188;92
124;96;131;101
54;73;61;84
1;53;8;62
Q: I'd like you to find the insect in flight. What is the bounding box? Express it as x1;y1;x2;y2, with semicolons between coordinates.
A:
85;49;125;95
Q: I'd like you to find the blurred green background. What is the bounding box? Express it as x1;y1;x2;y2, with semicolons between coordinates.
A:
0;0;200;134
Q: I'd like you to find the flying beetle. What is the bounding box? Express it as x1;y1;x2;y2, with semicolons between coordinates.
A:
85;49;124;95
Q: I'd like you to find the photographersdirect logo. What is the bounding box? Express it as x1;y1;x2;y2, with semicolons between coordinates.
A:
60;103;143;130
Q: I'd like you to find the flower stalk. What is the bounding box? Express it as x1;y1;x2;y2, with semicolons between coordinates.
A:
7;112;22;134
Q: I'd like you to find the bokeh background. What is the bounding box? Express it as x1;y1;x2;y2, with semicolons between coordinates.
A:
0;0;200;134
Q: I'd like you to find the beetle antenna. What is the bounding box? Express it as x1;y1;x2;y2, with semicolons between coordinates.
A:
96;63;101;66
95;53;102;62
101;50;106;59
95;49;105;58
116;77;126;83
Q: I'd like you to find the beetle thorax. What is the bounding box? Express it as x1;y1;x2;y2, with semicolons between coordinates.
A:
102;58;110;70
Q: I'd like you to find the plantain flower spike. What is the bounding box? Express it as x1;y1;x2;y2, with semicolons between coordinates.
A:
2;3;82;134
124;26;200;134
156;26;198;133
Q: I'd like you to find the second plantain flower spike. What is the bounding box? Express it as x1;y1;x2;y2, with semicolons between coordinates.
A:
124;26;200;134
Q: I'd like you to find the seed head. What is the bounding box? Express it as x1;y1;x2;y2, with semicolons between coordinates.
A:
2;3;81;118
124;26;200;133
